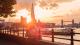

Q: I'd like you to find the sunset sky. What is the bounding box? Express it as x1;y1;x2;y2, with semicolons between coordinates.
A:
5;0;80;24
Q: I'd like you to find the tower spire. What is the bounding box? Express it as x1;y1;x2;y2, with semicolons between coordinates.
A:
31;2;36;24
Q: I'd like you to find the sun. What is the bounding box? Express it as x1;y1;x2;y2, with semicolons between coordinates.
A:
26;15;32;23
16;8;28;17
16;8;32;23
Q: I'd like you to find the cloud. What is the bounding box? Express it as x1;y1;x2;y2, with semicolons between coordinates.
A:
38;0;73;9
15;0;74;10
14;0;80;23
16;0;33;11
54;0;80;16
56;0;74;2
51;0;80;23
37;0;80;23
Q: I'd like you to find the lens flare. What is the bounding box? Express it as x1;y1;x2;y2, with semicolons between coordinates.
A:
16;8;31;23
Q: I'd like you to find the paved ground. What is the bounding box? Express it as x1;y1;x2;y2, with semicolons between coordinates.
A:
0;40;20;45
0;39;70;45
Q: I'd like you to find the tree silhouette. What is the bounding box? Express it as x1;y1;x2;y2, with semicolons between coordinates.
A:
0;0;16;18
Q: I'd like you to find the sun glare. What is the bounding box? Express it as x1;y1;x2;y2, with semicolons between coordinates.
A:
26;15;32;23
16;8;32;23
16;8;28;17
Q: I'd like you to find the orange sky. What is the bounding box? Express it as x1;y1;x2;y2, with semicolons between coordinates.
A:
6;0;80;24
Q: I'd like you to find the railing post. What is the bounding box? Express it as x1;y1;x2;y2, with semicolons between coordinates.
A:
71;29;74;45
17;30;19;36
6;29;8;34
6;30;7;34
52;29;54;42
10;29;11;35
23;29;24;38
13;31;15;35
3;29;4;34
5;29;6;34
39;28;42;40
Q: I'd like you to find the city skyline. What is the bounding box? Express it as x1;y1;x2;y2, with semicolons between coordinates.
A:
3;0;80;24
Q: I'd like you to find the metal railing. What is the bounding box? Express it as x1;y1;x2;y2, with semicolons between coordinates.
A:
0;29;27;38
0;28;80;45
42;28;80;45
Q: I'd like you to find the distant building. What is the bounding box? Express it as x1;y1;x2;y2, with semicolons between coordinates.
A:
21;16;27;26
43;23;55;28
0;18;5;23
37;20;55;28
0;19;5;29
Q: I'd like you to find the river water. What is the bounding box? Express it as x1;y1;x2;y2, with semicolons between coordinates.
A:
42;28;80;45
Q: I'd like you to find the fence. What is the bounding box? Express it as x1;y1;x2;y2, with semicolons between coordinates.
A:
0;28;27;38
41;28;80;45
0;28;80;45
0;28;42;40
